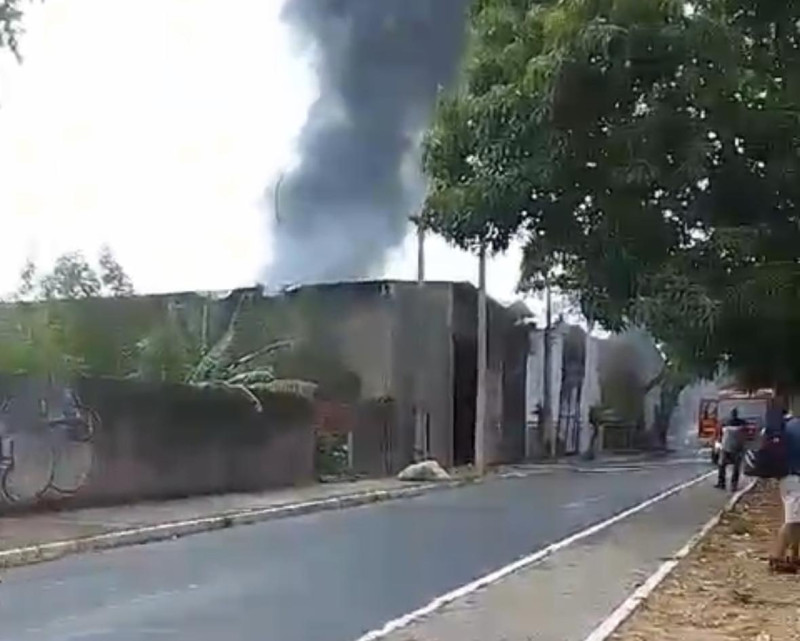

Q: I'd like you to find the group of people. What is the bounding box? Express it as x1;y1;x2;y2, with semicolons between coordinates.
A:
714;405;800;572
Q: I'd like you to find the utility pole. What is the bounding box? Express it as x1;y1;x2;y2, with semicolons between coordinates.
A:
416;218;426;283
475;243;488;474
543;275;555;459
411;216;427;460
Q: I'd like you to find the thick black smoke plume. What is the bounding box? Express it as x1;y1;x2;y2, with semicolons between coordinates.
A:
267;0;470;288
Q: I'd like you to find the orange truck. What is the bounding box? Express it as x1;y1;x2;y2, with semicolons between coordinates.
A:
698;388;773;464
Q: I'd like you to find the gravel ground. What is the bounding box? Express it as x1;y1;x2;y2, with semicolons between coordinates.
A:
613;480;800;641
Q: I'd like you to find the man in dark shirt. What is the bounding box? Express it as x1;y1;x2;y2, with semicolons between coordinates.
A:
771;414;800;571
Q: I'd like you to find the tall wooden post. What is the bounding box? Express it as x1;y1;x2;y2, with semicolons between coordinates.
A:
412;217;427;460
475;243;488;474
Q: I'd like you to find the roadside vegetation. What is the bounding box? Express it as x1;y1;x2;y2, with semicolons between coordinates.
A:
0;0;25;59
424;0;800;395
0;252;299;398
613;482;799;640
0;249;353;477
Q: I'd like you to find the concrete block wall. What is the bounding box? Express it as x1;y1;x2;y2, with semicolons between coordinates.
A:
392;282;455;469
0;375;315;512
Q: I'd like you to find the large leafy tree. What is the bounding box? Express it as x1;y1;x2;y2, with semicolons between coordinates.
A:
424;0;800;390
98;245;134;296
17;250;134;302
38;252;103;300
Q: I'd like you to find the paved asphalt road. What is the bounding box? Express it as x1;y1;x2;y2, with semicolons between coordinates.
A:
0;462;711;641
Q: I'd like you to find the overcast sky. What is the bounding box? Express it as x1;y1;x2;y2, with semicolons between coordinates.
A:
0;0;528;306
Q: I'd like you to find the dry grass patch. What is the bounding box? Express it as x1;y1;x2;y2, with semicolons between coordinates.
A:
613;481;800;641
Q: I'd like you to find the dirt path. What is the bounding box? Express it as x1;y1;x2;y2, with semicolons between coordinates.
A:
613;481;800;641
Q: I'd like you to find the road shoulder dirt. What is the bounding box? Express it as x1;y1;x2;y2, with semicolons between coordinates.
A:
612;480;800;641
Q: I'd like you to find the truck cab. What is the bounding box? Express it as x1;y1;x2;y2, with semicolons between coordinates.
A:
698;389;772;464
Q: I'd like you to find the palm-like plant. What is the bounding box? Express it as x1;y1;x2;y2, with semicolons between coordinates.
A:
137;294;317;411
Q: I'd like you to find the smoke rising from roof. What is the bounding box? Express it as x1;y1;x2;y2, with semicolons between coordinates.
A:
266;0;469;288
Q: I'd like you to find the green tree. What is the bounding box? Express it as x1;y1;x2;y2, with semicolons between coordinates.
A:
136;300;200;383
39;252;102;300
0;250;138;378
17;249;134;301
98;245;134;296
0;301;79;378
424;0;800;390
15;257;36;300
0;0;26;59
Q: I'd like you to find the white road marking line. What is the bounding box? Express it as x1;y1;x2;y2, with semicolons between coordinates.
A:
564;495;607;509
574;466;643;474
353;470;716;641
581;479;755;641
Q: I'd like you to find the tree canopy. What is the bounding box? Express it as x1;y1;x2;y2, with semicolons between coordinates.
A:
0;254;324;406
16;248;134;301
0;0;25;59
423;0;800;390
0;249;139;378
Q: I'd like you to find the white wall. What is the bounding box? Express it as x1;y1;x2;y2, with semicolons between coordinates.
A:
525;329;544;425
549;327;564;431
526;323;593;456
526;324;668;456
579;335;603;454
523;325;565;429
525;329;544;458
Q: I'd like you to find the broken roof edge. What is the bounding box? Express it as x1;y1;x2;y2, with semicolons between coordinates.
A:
0;278;533;317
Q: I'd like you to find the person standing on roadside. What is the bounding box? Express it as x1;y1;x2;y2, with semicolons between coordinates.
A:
716;408;747;491
771;412;800;572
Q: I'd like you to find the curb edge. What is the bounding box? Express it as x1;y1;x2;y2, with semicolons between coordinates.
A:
0;461;704;572
0;474;494;570
581;479;757;641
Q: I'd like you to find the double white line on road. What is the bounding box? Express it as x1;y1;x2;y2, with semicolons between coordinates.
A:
354;470;716;641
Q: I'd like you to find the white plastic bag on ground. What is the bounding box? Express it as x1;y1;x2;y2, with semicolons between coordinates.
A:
397;460;451;482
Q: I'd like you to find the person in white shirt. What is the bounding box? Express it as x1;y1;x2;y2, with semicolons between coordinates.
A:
716;408;746;491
